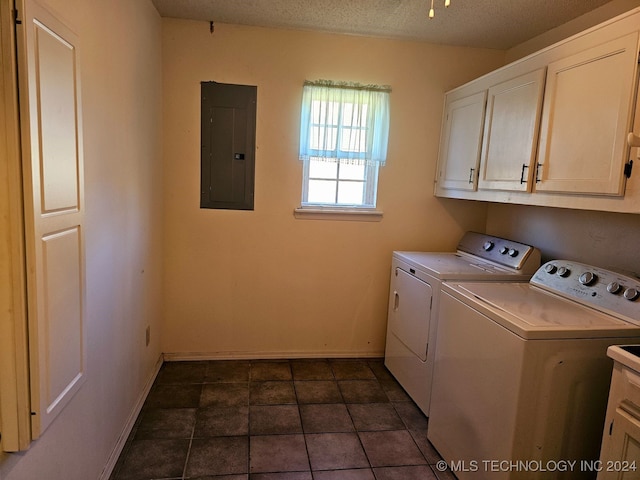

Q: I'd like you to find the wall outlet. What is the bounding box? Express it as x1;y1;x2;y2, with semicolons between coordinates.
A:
145;326;150;347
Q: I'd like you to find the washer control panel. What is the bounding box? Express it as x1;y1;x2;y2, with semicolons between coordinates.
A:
531;260;640;325
457;232;541;273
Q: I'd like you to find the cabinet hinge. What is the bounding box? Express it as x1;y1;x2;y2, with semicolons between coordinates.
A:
624;160;633;178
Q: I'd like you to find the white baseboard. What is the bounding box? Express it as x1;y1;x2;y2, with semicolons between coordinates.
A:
99;353;164;480
163;350;385;362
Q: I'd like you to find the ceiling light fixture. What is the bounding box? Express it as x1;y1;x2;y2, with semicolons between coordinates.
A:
429;0;451;19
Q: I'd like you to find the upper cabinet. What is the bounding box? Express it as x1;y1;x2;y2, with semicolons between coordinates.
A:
437;91;486;191
478;69;546;192
535;33;639;196
434;7;640;213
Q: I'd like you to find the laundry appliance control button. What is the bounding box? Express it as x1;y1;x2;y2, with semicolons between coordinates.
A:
579;272;597;286
607;282;622;294
623;288;639;301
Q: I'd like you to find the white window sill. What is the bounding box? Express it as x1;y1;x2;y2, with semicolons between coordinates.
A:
293;206;383;222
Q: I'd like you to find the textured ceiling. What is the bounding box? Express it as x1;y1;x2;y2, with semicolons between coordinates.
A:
151;0;619;50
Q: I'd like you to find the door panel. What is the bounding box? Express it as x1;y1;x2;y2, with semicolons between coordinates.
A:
41;228;83;413
535;33;639;195
389;268;432;362
437;91;487;191
605;407;640;479
201;81;256;210
478;69;545;192
36;24;79;213
18;1;86;438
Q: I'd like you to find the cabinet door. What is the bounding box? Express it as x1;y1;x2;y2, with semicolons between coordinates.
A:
437;91;486;191
535;33;639;196
478;69;546;192
599;406;640;480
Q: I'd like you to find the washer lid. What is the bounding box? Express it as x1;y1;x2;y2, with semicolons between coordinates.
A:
393;252;533;281
443;282;640;340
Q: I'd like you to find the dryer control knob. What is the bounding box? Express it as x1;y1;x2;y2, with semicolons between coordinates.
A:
508;248;519;257
483;241;494;251
499;246;509;255
624;288;639;301
544;264;557;274
557;266;571;278
607;282;622;294
579;272;597;286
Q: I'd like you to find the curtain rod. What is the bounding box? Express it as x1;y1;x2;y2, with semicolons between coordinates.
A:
304;79;392;93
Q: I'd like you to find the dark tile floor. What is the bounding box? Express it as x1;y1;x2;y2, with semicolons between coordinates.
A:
110;358;455;480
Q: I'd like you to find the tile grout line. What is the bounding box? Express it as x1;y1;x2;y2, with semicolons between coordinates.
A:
180;380;202;480
292;359;316;477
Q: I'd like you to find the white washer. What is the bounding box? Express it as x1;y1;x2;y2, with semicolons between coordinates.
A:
428;260;640;480
384;232;541;415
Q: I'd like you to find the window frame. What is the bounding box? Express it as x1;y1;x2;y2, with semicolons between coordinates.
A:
298;81;389;212
300;157;379;208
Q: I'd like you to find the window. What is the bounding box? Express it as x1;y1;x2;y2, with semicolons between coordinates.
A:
298;80;390;209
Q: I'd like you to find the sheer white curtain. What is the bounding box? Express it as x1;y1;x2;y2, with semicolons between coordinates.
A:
299;80;390;166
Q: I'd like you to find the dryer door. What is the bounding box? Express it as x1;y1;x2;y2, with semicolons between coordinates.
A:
389;268;433;361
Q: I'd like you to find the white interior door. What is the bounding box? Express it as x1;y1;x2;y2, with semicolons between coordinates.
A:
17;0;86;438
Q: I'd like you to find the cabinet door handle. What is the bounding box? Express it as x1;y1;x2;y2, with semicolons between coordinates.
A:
468;168;475;184
520;164;529;184
535;163;543;183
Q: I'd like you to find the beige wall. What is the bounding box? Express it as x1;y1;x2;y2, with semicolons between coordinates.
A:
161;19;504;358
0;0;163;479
486;204;640;276
506;0;640;61
488;1;640;276
0;1;636;477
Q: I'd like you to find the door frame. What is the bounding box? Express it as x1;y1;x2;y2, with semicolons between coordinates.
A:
0;0;33;452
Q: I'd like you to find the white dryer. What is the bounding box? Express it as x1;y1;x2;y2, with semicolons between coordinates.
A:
384;231;541;415
428;260;640;480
